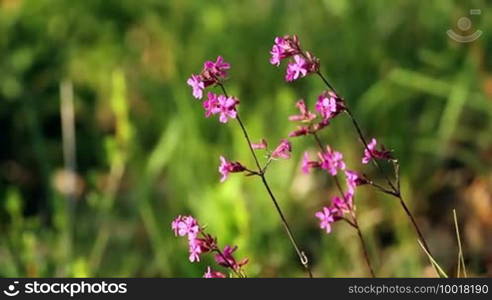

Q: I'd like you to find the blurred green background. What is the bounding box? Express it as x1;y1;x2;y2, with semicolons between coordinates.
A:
1;0;491;277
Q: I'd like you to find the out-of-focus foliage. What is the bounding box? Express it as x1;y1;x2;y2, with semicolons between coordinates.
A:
0;0;491;277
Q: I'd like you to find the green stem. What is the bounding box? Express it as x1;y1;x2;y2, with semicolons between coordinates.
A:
218;83;313;278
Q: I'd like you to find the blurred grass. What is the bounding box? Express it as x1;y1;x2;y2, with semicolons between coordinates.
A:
0;0;491;277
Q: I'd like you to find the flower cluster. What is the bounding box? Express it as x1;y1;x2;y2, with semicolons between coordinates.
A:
319;146;346;176
362;138;393;164
172;215;248;277
186;56;239;124
171;215;212;262
204;92;239;123
315;169;367;234
300;143;368;234
269;35;320;82
315;90;346;122
287;91;345;138
187;56;230;99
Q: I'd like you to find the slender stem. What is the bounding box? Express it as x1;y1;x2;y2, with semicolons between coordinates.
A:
312;132;375;277
398;197;432;256
342;217;357;228
218;83;313;278
367;180;399;197
312;132;324;150
315;71;434;258
352;215;375;277
260;175;313;278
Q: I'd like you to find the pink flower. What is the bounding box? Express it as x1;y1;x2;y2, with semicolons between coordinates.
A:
218;156;246;182
187;56;231;99
203;92;220;117
188;237;203;262
289;99;317;122
171;215;200;238
301;152;320;174
315;206;335;234
319;146;346;176
215;245;249;270
251;139;268;150
202;93;239;123
188;233;217;263
269;35;301;66
345;170;367;193
271;139;292;159
187;74;205;99
269;35;319;82
315;90;345;121
285;55;308;82
217;95;239;123
204;266;226;278
288;125;310;137
331;193;353;217
203;56;231;81
362;138;392;164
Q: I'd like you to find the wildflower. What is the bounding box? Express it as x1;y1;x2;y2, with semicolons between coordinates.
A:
188;237;203;262
345;170;367;193
301;152;320;174
319;146;346;176
285;55;309;82
269;35;301;66
218;156;246;182
215;245;249;270
289;99;316;122
251;139;268;150
331;192;353;217
362;138;392;164
271;139;292;159
269;35;319;82
315;90;345;121
315;206;335;234
288;125;310;138
202;93;239;123
171;215;200;238
217;95;239;123
187;74;205;99
204;267;226;278
202;56;231;82
203;92;220;117
171;216;216;263
187;56;231;99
